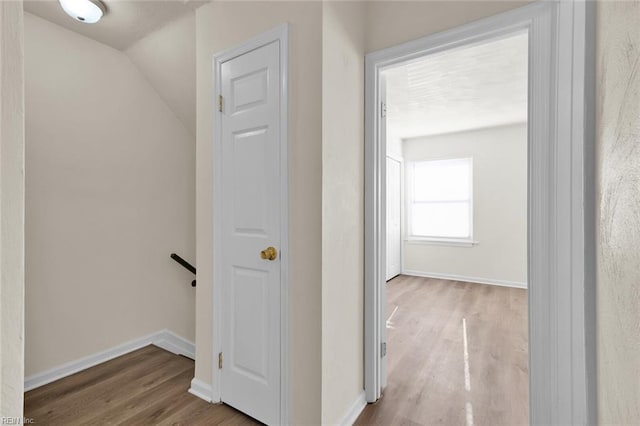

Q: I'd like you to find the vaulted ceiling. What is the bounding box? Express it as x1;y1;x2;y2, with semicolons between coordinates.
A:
24;2;528;142
24;0;206;50
24;0;204;136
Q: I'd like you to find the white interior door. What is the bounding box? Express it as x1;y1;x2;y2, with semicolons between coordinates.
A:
386;156;402;281
220;40;281;425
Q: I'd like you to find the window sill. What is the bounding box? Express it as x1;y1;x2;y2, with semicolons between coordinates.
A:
406;238;478;247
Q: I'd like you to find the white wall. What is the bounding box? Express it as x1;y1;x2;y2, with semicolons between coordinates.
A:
12;2;638;423
188;1;640;423
0;0;25;417
386;134;403;159
365;1;531;53
126;12;196;136
321;2;366;424
596;1;640;423
402;124;527;286
195;3;323;423
24;13;196;376
191;2;533;421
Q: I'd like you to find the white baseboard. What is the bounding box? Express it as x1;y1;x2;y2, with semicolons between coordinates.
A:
188;378;214;403
403;270;527;289
338;390;367;426
24;329;195;392
154;330;195;360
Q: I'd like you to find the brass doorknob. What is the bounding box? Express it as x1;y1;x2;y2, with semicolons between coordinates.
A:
260;246;278;261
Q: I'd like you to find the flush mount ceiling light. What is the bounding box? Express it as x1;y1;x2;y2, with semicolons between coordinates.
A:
59;0;106;24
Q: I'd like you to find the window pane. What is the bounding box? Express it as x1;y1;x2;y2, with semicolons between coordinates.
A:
412;202;470;238
413;158;471;202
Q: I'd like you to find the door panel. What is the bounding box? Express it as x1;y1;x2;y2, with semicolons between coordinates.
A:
232;266;268;381
232;127;269;233
220;40;281;425
386;157;402;281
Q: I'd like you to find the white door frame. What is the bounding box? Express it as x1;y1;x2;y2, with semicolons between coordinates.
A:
211;24;290;425
364;1;596;424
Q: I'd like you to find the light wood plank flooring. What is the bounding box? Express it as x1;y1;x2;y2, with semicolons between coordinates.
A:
355;275;528;426
24;345;260;425
25;276;526;426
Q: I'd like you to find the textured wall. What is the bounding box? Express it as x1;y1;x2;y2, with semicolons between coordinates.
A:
0;0;25;418
321;2;366;423
596;1;640;424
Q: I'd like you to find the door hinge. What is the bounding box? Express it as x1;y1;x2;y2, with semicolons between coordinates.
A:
218;95;224;112
381;342;387;357
218;352;223;369
381;102;387;118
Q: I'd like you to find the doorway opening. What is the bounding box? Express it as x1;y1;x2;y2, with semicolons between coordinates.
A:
372;31;529;425
363;2;596;424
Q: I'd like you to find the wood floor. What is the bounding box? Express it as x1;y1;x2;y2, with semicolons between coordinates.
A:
355;275;529;426
24;345;260;425
25;276;527;426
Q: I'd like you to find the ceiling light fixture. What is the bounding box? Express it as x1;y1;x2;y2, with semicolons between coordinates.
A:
59;0;106;24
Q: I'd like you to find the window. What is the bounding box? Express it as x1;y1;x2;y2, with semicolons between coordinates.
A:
407;158;473;242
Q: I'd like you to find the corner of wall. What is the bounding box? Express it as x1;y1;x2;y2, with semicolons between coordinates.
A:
321;1;367;424
24;13;196;377
125;12;197;137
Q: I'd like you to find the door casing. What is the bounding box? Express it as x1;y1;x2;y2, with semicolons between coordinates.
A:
385;155;403;281
211;24;290;425
364;1;596;424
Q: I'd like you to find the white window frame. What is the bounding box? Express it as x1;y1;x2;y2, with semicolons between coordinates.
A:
406;158;474;245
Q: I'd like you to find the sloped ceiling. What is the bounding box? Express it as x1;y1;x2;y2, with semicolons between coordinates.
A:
24;0;207;50
126;11;196;135
384;31;528;139
24;0;202;135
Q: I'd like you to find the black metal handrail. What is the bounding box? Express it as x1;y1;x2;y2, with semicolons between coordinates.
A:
171;253;196;287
